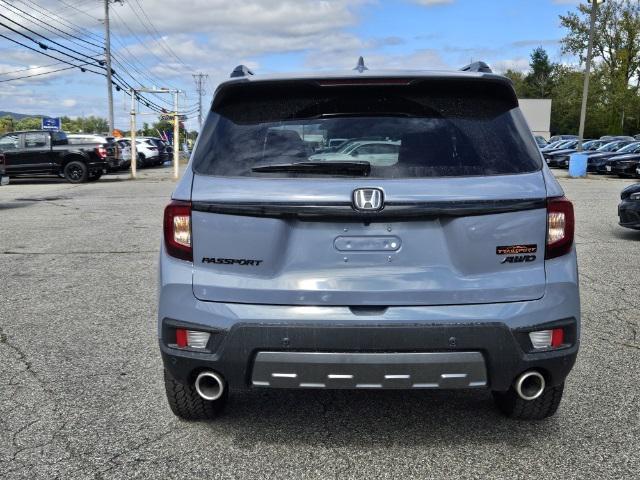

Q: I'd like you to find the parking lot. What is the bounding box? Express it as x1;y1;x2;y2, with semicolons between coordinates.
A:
0;169;639;479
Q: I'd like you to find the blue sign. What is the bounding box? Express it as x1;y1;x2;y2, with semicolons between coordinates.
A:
41;117;61;130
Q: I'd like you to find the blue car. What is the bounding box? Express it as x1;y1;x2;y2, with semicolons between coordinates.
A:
157;61;579;421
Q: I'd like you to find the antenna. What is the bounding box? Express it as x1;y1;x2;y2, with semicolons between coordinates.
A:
353;56;368;73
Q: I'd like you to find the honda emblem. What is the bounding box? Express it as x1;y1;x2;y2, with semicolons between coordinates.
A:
353;188;384;211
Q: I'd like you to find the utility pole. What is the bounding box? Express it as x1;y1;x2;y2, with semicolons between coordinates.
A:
103;0;117;134
130;89;137;178
192;73;208;129
173;91;180;179
577;0;603;151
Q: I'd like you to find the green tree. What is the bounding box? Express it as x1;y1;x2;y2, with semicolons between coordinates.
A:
503;69;528;98
560;0;640;133
15;117;42;130
525;47;555;98
0;116;14;133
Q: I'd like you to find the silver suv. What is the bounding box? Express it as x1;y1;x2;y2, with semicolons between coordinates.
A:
158;61;579;421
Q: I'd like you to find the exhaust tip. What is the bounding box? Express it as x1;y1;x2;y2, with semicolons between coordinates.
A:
194;371;225;401
515;371;545;401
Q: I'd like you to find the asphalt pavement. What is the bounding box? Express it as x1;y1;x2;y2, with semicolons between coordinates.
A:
0;168;639;479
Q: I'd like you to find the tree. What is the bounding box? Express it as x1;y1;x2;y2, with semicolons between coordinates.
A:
561;1;640;133
15;117;42;130
503;69;528;98
525;47;555;98
0;116;14;133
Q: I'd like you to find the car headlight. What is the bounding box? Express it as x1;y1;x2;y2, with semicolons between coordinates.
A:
631;192;640;200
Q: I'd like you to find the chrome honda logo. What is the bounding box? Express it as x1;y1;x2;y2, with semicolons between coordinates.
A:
353;188;384;211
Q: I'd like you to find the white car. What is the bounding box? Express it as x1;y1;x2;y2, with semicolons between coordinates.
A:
310;140;400;166
121;137;160;168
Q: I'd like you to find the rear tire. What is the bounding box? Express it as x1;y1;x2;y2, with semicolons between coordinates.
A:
63;160;88;183
493;382;564;420
137;153;146;168
163;369;227;421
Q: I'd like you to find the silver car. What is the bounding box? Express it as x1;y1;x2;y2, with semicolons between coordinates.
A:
157;62;580;421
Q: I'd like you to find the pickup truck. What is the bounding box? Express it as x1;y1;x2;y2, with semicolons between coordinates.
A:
0;130;113;183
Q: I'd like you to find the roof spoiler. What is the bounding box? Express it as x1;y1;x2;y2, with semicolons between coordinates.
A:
230;65;254;78
460;61;492;74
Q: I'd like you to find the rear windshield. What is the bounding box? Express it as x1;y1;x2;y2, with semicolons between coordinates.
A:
193;80;541;178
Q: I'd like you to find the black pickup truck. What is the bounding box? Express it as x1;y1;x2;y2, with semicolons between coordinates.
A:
0;130;113;183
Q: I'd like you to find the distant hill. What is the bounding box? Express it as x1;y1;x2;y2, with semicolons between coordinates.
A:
0;111;48;120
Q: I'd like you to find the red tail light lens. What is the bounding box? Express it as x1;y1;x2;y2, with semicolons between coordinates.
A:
546;196;574;260
163;200;192;261
96;146;108;159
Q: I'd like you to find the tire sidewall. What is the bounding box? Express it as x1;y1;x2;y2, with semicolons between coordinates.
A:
64;160;88;183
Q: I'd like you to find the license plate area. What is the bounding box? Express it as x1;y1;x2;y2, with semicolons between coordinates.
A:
333;235;402;252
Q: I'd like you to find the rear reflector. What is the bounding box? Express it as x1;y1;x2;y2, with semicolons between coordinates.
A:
174;328;210;349
546;196;574;259
529;328;565;349
163;200;192;261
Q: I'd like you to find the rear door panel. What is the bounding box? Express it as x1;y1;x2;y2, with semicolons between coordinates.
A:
191;173;548;306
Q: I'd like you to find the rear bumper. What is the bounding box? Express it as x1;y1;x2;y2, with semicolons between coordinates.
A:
158;242;580;393
159;318;578;392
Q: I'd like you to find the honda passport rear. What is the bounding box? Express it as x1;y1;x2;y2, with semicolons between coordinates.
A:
158;61;579;421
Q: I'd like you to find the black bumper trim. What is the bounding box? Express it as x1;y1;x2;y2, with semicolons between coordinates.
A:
160;319;579;392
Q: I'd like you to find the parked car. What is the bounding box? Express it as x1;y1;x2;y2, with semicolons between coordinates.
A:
534;136;548;148
599;142;640;175
67;134;119;170
138;136;171;165
540;140;573;153
0;153;8;186
549;134;578;143
581;140;637;172
618;183;640;229
544;140;601;168
158;62;579;421
116;139;132;169
121;137;160;168
601;135;635;141
310;140;401;166
0;130;109;182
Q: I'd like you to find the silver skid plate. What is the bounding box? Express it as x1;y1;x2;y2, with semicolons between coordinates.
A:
251;351;487;389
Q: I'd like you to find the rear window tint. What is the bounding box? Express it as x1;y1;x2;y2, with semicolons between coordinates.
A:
193;80;541;178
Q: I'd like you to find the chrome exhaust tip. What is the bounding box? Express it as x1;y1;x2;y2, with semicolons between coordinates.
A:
194;371;225;401
515;371;545;401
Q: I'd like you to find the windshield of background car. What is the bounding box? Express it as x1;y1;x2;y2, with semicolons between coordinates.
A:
193;80;541;178
597;141;627;152
615;142;640;154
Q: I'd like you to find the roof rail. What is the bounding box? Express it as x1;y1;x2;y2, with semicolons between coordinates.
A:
460;61;492;74
230;65;254;78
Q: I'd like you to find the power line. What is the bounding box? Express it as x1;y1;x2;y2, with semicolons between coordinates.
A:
15;0;104;44
0;16;104;67
0;65;79;83
0;0;105;52
128;0;192;71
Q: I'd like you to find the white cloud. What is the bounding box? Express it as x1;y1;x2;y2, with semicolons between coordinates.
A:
62;99;77;107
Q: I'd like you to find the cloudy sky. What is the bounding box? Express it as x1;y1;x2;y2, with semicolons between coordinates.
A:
0;0;581;131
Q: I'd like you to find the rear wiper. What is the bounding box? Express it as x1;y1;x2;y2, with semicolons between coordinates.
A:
251;161;371;176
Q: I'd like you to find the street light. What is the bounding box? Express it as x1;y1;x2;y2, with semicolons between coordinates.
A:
577;0;605;151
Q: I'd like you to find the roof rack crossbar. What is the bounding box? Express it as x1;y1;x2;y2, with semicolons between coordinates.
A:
230;65;254;78
459;61;492;73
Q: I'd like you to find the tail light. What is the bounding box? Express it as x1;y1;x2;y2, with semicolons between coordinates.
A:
529;328;565;349
96;146;108;159
174;328;210;349
545;196;574;260
163;200;192;261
